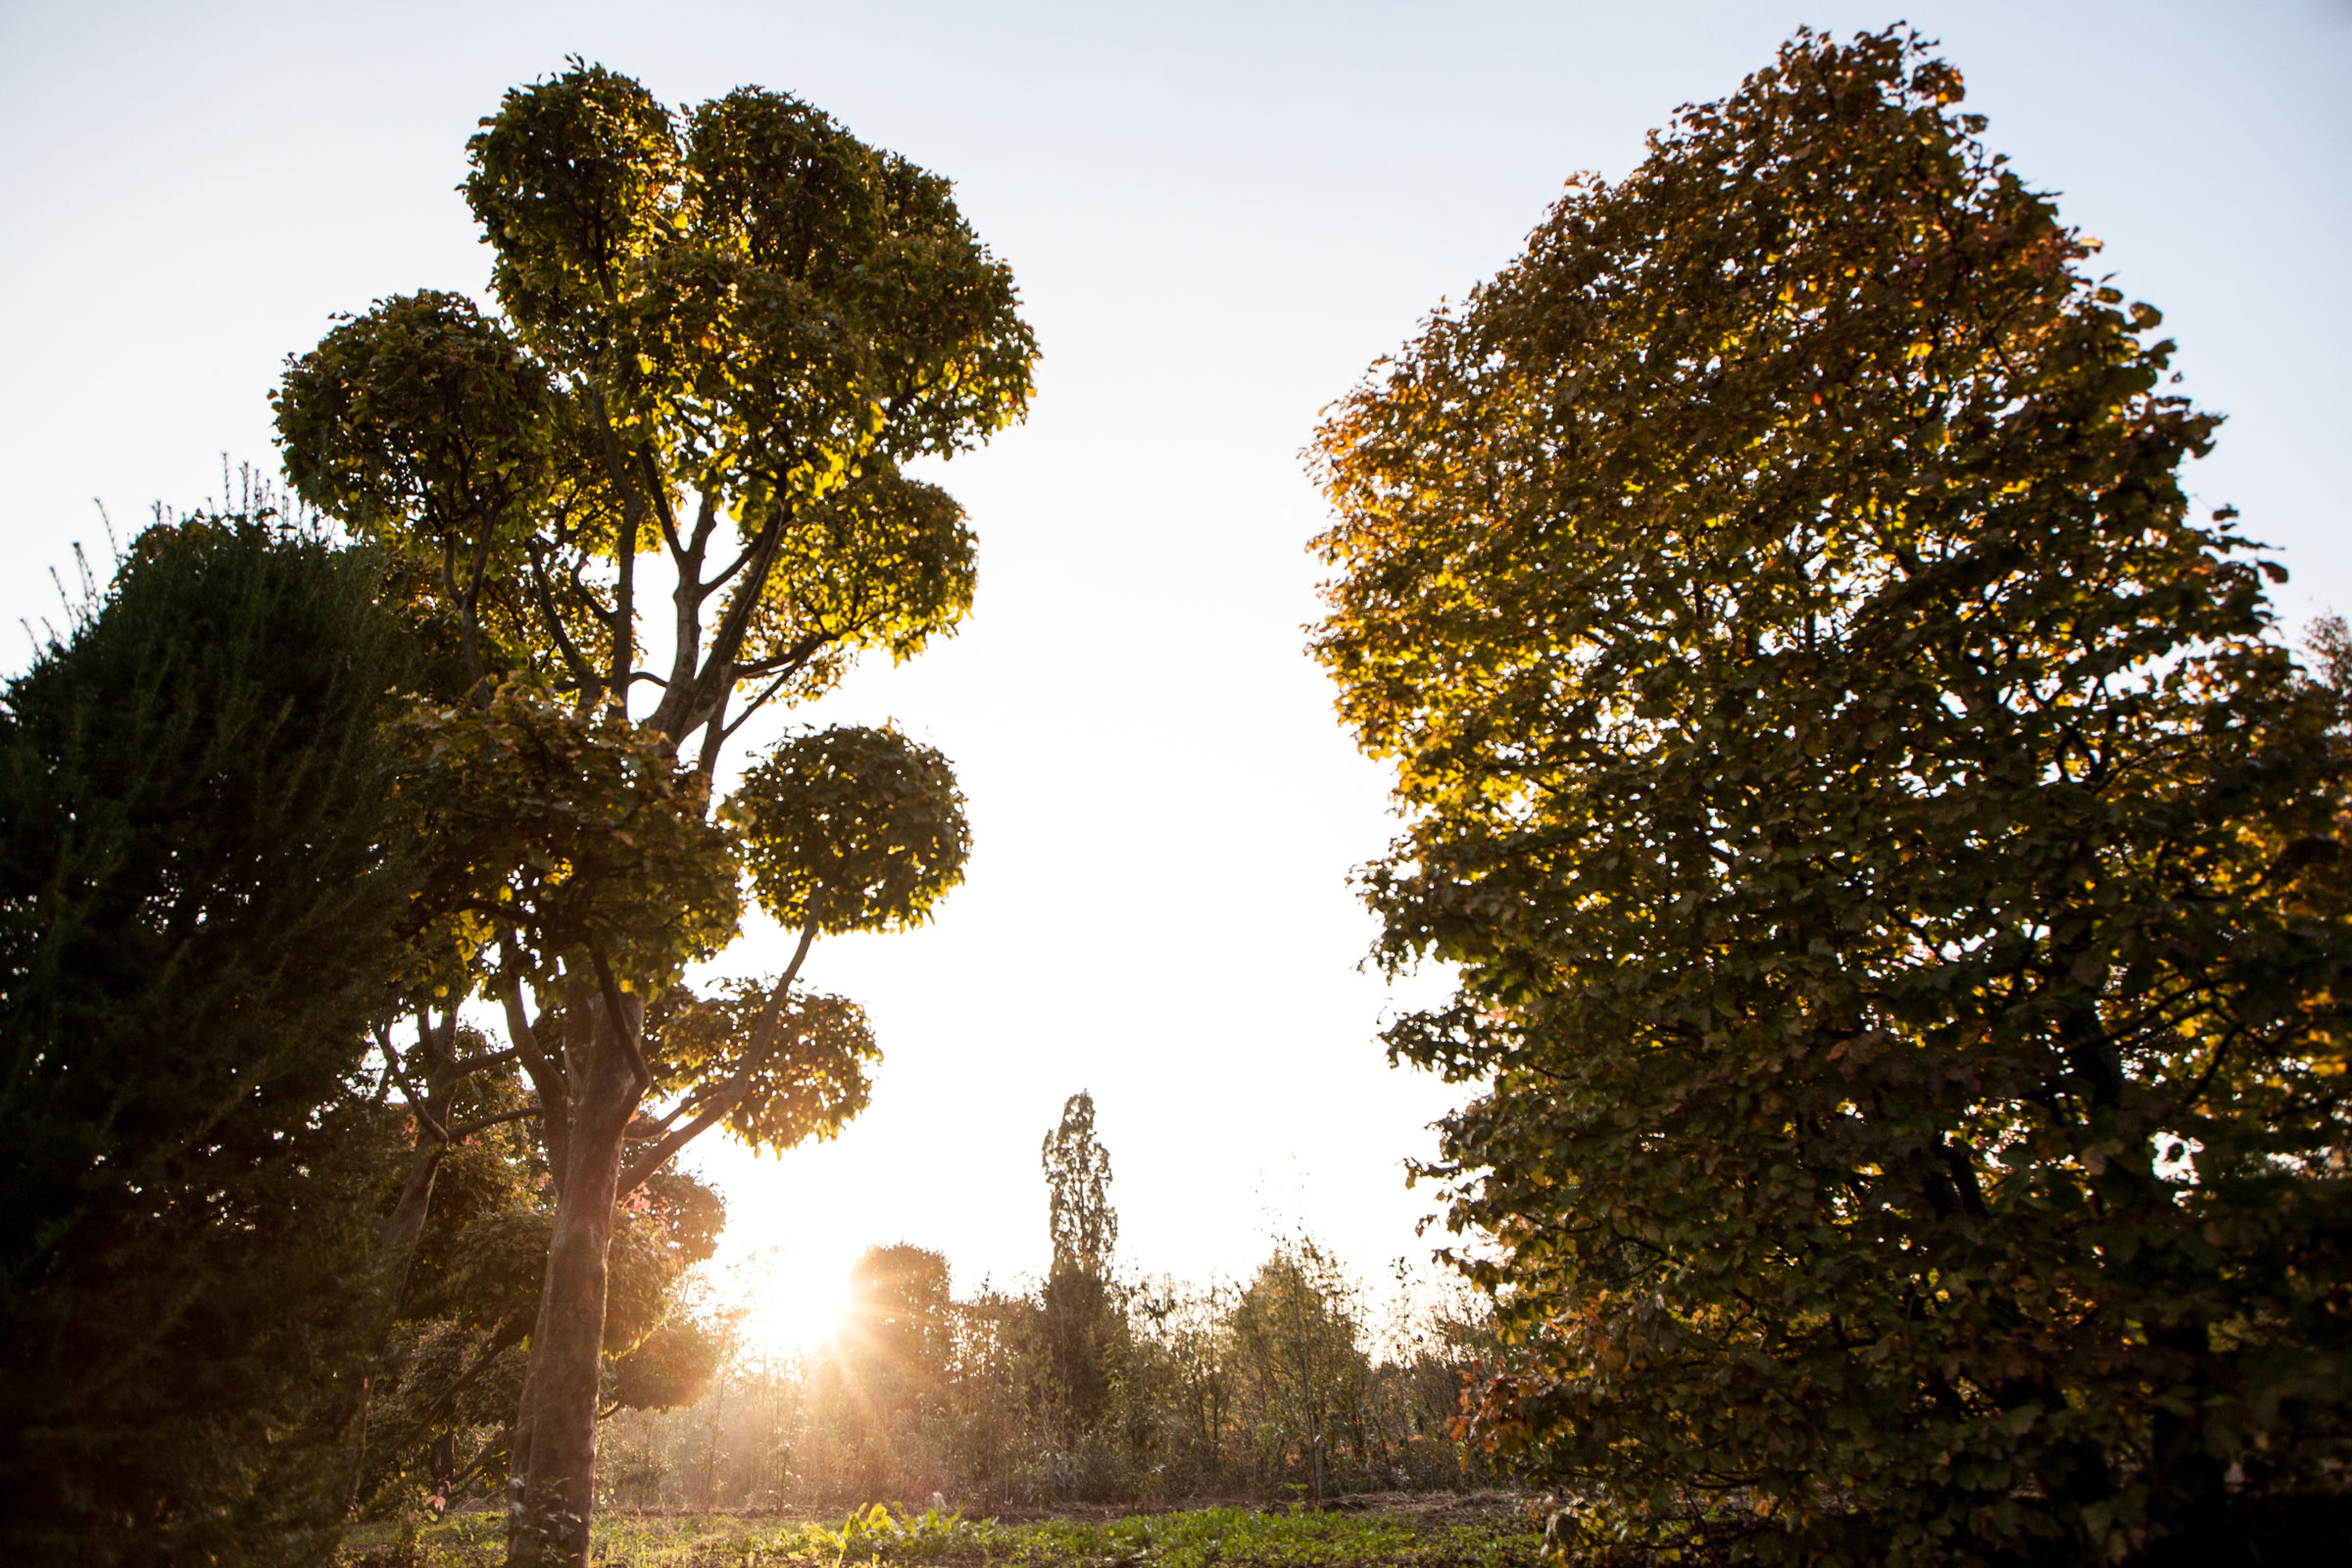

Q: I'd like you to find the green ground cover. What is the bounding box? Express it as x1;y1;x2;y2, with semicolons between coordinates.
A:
340;1500;1545;1568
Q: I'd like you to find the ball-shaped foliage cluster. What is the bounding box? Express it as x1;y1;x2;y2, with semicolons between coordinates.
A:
644;981;879;1152
393;682;742;990
274;290;551;549
465;62;680;357
724;725;969;936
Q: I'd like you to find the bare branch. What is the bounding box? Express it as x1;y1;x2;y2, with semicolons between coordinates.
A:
726;630;831;682
567;556;617;631
701;533;763;598
523;540;600;696
638;445;683;556
368;1023;401;1107
446;1045;520;1080
719;643;830;743
384;1014;448;1142
683;485;719;558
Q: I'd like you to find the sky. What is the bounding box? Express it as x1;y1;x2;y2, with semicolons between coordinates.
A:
4;0;2347;1343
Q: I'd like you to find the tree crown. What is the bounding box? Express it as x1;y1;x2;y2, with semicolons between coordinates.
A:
1310;24;2352;1559
277;60;1034;740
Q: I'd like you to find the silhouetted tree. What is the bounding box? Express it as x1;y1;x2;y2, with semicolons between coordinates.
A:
1040;1092;1118;1440
0;507;425;1566
1232;1242;1365;1504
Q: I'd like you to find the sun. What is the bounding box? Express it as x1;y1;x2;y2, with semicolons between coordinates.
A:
717;1245;854;1357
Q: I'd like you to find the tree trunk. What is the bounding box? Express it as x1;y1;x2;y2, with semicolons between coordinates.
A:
506;983;644;1568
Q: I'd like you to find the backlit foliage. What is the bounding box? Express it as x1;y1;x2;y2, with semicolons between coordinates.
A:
642;981;878;1152
394;682;741;994
275;58;1023;1562
275;61;1031;729
727;724;972;937
1312;26;2352;1564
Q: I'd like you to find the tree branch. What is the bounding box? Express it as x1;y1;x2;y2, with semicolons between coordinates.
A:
649;500;795;741
679;485;718;569
589;945;652;1097
616;917;820;1198
701;530;764;599
443;1104;542;1142
638;445;683;556
718;644;826;742
368;1024;401;1107
384;1015;448;1142
499;962;569;1194
586;392;646;703
523;539;600;698
446;1046;519;1080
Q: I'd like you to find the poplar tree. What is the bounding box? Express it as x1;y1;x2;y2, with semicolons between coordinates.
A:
1312;27;2352;1563
1042;1091;1118;1436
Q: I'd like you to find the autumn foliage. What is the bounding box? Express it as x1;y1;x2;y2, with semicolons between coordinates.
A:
1313;26;2352;1564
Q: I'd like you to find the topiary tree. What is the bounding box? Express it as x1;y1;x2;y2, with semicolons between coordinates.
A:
379;691;967;1560
275;59;1026;1565
1311;25;2352;1564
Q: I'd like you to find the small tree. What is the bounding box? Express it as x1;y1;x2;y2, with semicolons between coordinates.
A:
1312;26;2352;1563
1231;1241;1366;1502
1044;1091;1118;1281
830;1243;956;1495
275;59;1029;1566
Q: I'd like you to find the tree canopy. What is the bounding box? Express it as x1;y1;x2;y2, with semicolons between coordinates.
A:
274;60;1031;739
1044;1090;1117;1282
1312;26;2352;1564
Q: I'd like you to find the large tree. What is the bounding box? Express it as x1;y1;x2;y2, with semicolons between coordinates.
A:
275;60;1030;1566
1311;27;2352;1565
0;506;427;1566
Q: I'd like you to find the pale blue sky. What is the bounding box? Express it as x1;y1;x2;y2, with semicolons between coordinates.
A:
5;1;2345;1322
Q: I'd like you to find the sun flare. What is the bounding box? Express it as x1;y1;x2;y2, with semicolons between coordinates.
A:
722;1249;853;1356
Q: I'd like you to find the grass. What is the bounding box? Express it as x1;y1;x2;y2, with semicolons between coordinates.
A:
339;1500;1546;1568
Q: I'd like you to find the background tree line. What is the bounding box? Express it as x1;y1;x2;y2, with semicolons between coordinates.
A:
592;1093;1500;1512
